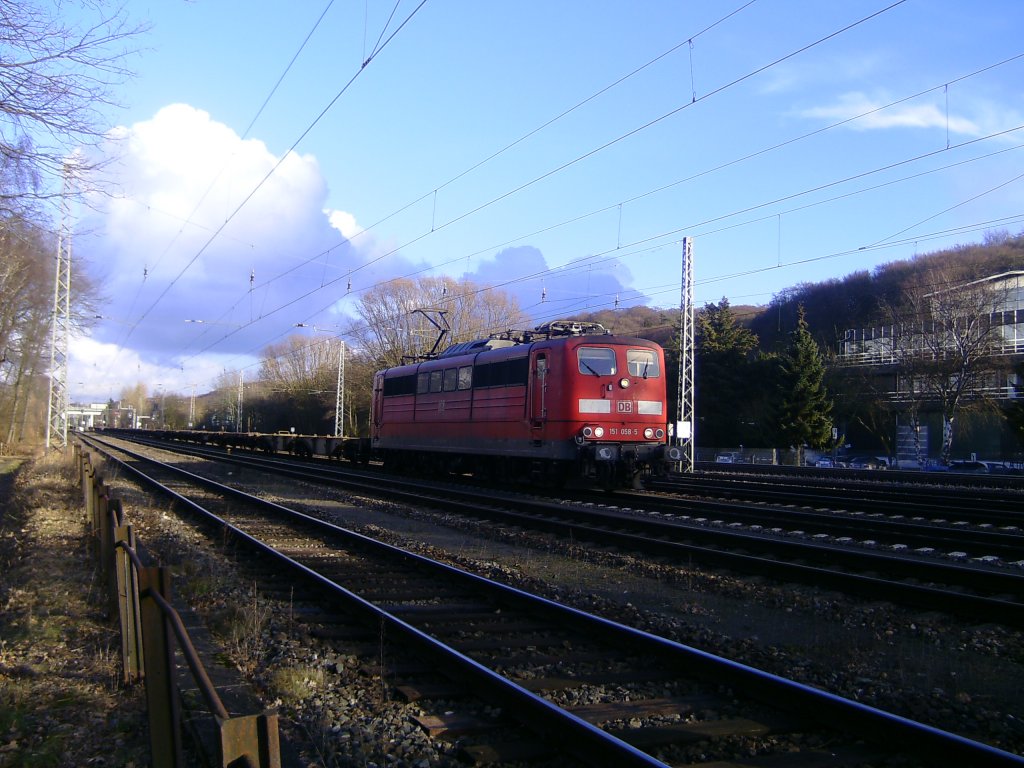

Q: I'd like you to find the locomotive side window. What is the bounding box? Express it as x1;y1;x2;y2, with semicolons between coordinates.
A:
429;370;443;393
626;349;660;378
473;357;528;388
416;372;429;394
506;356;529;385
578;347;616;376
384;374;417;396
457;365;472;390
442;368;458;391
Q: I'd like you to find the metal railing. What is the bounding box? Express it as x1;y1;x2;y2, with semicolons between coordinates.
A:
78;444;280;768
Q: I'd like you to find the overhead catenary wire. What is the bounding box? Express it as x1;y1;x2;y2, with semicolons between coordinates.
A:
180;207;1024;398
364;0;762;237
179;115;1024;380
198;199;1024;395
177;45;1024;343
108;0;338;360
195;0;769;317
178;0;923;358
115;0;429;353
95;1;1024;401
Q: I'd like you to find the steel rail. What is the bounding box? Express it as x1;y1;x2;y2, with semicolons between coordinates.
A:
95;432;1024;625
82;433;1024;767
656;472;1024;524
82;434;669;768
599;486;1024;560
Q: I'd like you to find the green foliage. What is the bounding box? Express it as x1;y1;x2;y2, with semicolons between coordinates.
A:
774;306;833;458
694;298;761;447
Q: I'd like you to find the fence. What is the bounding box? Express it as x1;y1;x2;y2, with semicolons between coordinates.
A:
78;443;281;768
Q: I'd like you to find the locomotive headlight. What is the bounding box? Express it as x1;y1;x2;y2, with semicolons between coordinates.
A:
593;426;605;438
582;426;594;438
655;428;665;439
619;378;630;389
644;428;655;439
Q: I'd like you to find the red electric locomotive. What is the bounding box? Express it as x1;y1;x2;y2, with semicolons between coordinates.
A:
371;321;681;489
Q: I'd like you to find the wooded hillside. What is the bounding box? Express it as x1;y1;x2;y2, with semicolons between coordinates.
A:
749;231;1024;353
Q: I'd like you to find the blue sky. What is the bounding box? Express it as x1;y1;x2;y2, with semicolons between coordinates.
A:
68;0;1024;401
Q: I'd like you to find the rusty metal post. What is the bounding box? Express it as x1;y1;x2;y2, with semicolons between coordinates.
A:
115;525;144;685
78;451;89;502
106;499;125;606
140;566;182;768
90;474;105;546
217;712;281;768
97;481;113;592
82;457;96;532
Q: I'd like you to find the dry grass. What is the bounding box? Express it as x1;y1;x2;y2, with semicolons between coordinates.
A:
0;452;150;767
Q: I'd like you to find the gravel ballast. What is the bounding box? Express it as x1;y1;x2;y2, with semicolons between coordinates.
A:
3;448;1023;766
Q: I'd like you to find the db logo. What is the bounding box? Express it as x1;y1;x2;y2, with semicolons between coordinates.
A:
616;401;633;413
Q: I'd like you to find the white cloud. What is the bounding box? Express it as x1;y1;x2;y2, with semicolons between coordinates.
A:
761;52;888;96
73;104;368;400
327;208;363;239
799;91;984;136
69;335;231;403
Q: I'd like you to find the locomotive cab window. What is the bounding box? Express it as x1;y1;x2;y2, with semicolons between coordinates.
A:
457;365;472;390
578;347;616;376
626;349;660;378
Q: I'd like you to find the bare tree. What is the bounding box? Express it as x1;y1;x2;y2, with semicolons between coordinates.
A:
256;335;339;433
346;276;524;368
0;2;140;445
0;0;143;213
0;217;53;443
117;381;148;426
882;268;1013;462
259;335;337;394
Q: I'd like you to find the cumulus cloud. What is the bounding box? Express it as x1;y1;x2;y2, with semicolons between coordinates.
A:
72;104;366;399
69;105;651;401
327;209;363;239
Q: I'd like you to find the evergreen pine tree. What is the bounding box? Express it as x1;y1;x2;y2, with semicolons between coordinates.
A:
696;298;758;447
775;305;833;464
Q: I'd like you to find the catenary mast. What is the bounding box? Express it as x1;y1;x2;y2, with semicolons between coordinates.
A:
675;237;695;472
46;163;74;451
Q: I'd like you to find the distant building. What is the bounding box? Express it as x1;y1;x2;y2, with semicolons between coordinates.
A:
104;401;138;429
838;271;1023;462
66;403;108;430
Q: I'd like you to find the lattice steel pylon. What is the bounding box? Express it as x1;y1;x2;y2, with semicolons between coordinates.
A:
675;237;695;472
334;340;345;437
45;165;74;451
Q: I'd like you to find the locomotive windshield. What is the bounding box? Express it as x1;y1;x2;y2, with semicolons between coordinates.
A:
578;347;616;376
626;348;660;378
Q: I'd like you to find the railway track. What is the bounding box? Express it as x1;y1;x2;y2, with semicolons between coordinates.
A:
78;433;1024;767
98;431;1024;627
653;471;1024;528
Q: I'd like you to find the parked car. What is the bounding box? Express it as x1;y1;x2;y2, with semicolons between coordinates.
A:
848;456;887;470
948;460;990;474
